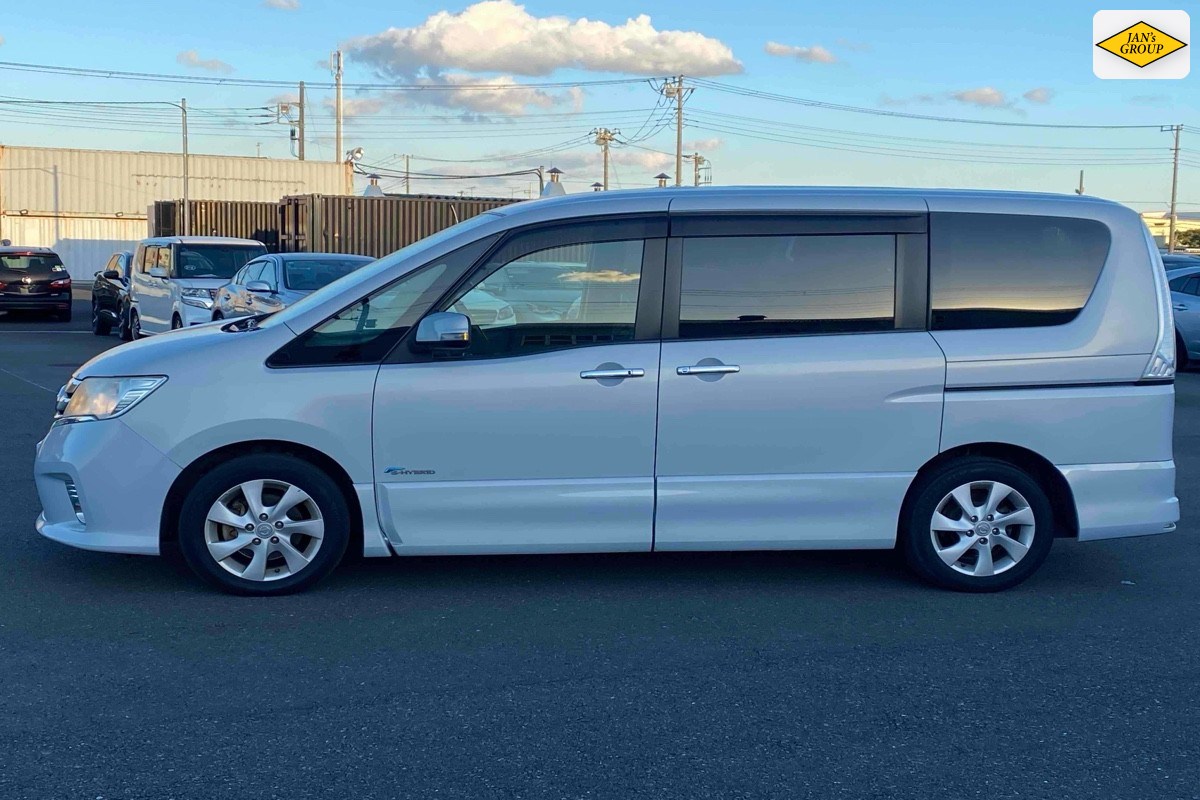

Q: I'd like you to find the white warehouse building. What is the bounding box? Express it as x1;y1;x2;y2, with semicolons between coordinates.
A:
0;145;351;280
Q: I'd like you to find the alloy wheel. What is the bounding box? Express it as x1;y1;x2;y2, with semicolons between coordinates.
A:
204;479;325;582
929;480;1036;577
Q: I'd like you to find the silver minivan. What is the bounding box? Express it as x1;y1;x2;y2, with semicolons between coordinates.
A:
35;188;1179;595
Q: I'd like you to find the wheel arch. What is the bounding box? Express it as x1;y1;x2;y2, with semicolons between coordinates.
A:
902;442;1079;540
160;439;364;557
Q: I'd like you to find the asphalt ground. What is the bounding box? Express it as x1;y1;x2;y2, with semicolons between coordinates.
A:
1;292;1198;800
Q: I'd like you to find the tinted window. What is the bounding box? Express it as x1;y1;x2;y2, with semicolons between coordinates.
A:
285;258;371;291
243;261;269;284
445;238;644;358
1169;275;1189;292
677;235;896;339
176;245;266;280
930;213;1111;330
0;253;65;277
269;236;495;367
1184;277;1200;297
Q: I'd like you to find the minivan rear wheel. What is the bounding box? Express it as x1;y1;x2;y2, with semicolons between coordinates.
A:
177;453;350;595
901;457;1054;592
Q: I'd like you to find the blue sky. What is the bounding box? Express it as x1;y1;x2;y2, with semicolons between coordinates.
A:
0;0;1196;208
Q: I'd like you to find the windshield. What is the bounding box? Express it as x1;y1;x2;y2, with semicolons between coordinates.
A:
285;257;373;291
176;244;266;279
260;212;502;330
1;253;66;277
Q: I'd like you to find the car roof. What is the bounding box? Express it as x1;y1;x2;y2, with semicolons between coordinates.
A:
276;252;374;262
493;185;1127;216
0;245;58;255
1168;265;1200;280
141;236;266;247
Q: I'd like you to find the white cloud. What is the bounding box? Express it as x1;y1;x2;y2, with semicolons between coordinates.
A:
764;42;837;64
683;137;724;152
1023;87;1053;104
263;0;300;9
344;0;741;77
176;50;234;75
267;92;300;105
322;96;388;118
950;86;1008;107
0;35;6;46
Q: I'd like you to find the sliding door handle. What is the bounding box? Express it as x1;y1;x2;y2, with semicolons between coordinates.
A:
581;368;645;380
677;364;740;376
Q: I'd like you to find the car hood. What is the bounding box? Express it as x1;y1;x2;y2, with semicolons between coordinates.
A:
173;277;232;291
74;320;293;381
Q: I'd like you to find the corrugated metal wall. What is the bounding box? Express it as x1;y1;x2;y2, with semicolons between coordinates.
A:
281;194;516;258
2;214;149;280
153;200;281;250
0;145;351;215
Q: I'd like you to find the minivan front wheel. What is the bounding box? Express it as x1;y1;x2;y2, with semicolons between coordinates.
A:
902;458;1054;592
177;453;350;595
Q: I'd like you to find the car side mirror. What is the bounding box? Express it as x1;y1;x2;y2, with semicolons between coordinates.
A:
102;269;121;280
148;266;167;279
414;311;471;349
246;280;274;294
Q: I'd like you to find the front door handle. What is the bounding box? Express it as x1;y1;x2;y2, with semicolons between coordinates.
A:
677;364;740;376
1174;303;1188;311
581;368;645;380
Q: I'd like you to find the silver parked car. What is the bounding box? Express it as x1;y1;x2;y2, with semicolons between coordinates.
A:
35;187;1178;596
214;253;375;320
1168;265;1200;369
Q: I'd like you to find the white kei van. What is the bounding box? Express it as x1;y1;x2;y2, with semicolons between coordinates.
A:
35;188;1179;594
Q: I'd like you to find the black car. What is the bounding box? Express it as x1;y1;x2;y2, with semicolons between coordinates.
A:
0;246;72;321
91;250;134;338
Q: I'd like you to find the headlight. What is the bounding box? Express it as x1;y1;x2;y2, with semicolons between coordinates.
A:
56;376;166;424
181;287;214;309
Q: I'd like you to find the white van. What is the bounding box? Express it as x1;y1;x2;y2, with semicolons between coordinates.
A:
128;236;267;336
36;188;1179;595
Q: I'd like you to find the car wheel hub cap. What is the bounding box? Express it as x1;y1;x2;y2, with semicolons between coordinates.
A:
203;479;325;582
930;480;1036;578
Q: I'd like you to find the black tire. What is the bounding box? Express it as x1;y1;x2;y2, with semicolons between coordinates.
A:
901;457;1055;592
171;314;182;330
118;305;132;341
1176;331;1188;371
56;305;73;323
212;310;224;322
177;453;351;596
129;309;142;339
91;301;113;336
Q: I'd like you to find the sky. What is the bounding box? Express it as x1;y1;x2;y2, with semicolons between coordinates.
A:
0;0;1196;208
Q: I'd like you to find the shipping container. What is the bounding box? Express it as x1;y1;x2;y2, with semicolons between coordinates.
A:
152;200;281;250
280;194;515;258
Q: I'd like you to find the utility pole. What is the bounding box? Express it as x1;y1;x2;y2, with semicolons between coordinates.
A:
180;98;189;237
298;81;306;161
592;128;618;190
332;50;344;164
662;77;689;186
1074;170;1084;195
1164;124;1182;253
693;153;708;187
405;154;411;194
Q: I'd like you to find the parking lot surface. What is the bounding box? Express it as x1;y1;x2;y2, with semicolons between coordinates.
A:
2;294;1199;800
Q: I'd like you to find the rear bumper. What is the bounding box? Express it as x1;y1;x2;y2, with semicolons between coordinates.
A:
1061;460;1179;541
0;294;70;311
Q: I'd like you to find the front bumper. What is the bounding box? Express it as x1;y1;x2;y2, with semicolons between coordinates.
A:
178;299;216;326
34;418;180;555
1061;460;1179;541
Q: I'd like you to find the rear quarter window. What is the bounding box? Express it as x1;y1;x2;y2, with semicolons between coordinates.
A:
930;212;1111;330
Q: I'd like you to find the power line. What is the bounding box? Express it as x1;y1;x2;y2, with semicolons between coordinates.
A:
0;60;657;91
691;78;1173;130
